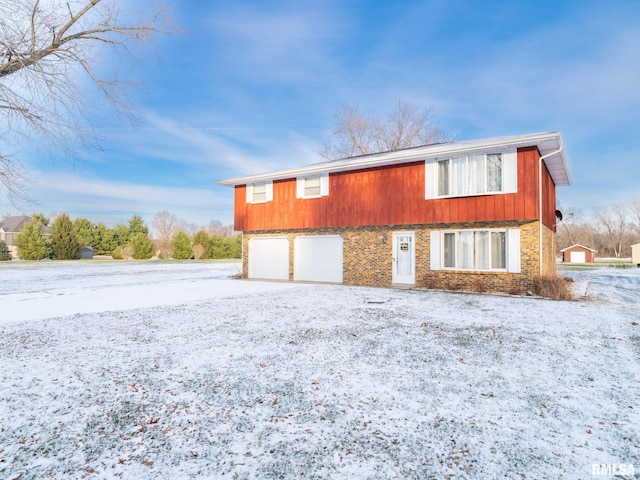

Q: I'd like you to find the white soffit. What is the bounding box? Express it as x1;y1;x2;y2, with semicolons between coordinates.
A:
219;132;571;188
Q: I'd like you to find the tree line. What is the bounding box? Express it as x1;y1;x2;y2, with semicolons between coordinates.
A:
2;211;240;261
557;198;640;258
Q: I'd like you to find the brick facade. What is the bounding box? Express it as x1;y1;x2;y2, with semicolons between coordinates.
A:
242;220;556;294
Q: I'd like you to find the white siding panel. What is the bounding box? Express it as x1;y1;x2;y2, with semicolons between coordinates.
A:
320;173;329;196
425;160;437;199
507;228;521;273
503;149;518;193
430;230;441;270
265;181;273;202
296;177;305;198
248;237;289;280
245;184;253;203
294;235;343;283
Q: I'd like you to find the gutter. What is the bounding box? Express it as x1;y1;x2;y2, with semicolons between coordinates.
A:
537;140;564;276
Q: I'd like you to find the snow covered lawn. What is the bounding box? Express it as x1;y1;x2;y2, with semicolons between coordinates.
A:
1;261;639;479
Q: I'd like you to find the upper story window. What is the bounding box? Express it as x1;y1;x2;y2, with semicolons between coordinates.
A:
426;149;516;199
253;183;267;202
304;176;321;197
296;173;329;199
246;180;273;204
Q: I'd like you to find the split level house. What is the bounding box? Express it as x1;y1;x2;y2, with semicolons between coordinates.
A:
0;215;32;259
219;132;571;293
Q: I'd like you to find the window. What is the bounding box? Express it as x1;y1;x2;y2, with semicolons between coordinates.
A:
252;183;267;202
426;149;516;199
246;181;273;204
437;153;503;197
303;176;321;197
443;230;507;271
296;173;329;199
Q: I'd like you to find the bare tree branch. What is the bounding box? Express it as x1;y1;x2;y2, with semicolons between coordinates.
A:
320;100;453;160
0;0;175;203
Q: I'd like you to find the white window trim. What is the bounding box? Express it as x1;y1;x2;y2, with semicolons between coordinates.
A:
425;149;517;199
430;228;521;273
296;173;329;199
246;180;273;204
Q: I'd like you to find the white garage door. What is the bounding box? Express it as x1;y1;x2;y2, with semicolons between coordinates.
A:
570;251;586;263
248;237;289;280
294;235;343;283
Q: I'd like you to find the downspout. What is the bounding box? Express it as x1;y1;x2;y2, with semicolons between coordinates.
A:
538;142;563;276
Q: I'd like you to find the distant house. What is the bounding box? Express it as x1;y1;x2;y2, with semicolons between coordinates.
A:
561;244;597;263
81;246;94;260
219;132;571;293
632;243;640;266
0;215;32;259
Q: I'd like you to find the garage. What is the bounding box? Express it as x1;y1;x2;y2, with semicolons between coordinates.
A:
570;251;586;263
248;237;289;280
294;235;343;283
561;244;597;263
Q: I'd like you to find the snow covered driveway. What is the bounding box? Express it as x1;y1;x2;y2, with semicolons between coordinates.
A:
0;261;639;479
0;261;306;324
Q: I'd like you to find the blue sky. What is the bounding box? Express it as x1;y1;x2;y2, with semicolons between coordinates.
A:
3;0;640;229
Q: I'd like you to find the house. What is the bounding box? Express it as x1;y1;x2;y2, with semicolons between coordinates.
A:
0;215;32;259
561;244;597;263
219;132;571;293
632;243;640;266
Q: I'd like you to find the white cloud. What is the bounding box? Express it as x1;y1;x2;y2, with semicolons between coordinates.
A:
29;170;234;226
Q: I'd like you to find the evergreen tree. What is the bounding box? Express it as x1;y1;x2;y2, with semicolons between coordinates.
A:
113;223;130;246
228;233;242;258
128;215;149;237
130;232;154;260
0;240;11;260
73;217;96;248
192;230;210;259
171;231;193;259
16;216;49;260
210;234;228;259
31;213;50;226
51;213;82;260
94;223;117;256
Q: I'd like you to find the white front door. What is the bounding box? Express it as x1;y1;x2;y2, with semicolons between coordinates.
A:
392;232;415;285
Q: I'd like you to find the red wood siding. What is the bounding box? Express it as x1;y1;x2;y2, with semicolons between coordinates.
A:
234;148;555;232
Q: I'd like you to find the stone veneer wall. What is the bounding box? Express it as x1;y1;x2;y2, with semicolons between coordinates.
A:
242;220;556;294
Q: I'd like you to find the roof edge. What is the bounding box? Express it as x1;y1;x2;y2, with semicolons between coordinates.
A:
219;132;570;187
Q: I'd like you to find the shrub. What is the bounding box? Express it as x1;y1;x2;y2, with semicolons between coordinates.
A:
16;216;49;260
171;231;193;260
532;275;574;301
112;246;124;259
0;240;11;260
130;233;154;260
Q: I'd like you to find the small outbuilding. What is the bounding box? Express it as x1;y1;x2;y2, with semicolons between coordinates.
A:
81;246;94;260
561;244;597;263
632;243;640;266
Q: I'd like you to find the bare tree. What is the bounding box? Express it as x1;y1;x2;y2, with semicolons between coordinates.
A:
0;0;173;202
556;206;583;247
208;219;233;237
320;100;452;160
630;197;640;234
594;203;629;258
151;210;178;258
